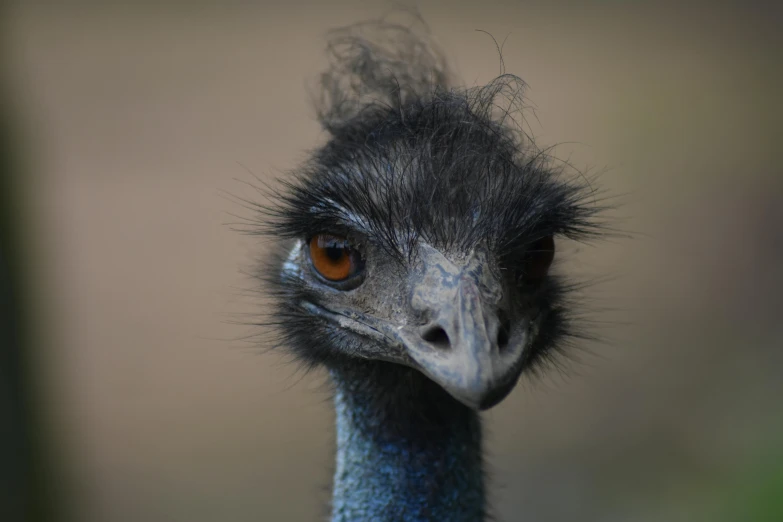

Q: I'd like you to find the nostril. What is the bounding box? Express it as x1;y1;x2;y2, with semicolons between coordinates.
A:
421;325;451;349
497;312;511;350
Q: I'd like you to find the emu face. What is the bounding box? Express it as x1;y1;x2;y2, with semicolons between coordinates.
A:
266;90;597;411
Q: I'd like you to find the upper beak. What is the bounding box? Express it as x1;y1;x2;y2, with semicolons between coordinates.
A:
398;246;526;410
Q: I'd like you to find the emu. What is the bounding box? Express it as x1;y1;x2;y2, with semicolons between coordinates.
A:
253;17;603;522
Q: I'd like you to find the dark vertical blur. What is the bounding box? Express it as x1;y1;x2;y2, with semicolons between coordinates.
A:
0;5;62;521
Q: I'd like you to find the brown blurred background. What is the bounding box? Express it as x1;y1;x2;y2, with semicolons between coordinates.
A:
3;1;782;521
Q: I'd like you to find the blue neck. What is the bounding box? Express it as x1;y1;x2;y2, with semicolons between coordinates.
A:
330;361;485;522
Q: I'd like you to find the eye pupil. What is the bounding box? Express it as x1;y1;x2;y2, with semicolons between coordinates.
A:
325;246;344;262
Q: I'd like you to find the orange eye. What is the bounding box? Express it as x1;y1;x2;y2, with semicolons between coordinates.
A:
309;234;362;282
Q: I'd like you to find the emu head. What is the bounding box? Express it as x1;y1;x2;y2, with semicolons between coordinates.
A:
259;19;601;410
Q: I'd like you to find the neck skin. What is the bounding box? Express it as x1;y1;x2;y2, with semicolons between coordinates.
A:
329;360;485;522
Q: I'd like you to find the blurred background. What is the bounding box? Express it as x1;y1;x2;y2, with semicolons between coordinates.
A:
2;1;781;521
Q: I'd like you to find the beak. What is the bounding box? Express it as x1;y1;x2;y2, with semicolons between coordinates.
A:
398;246;526;410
